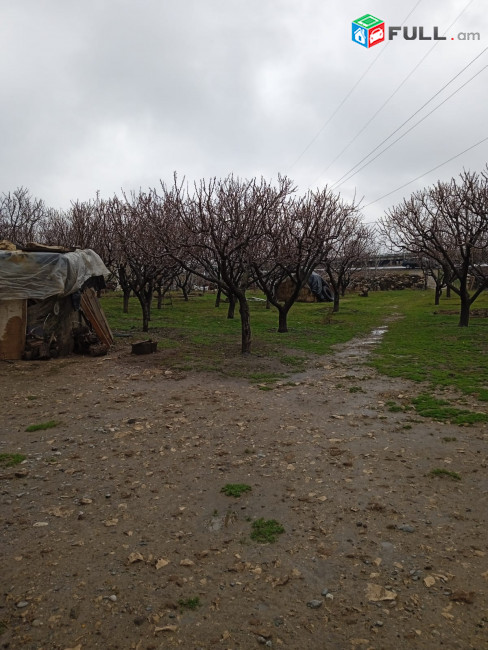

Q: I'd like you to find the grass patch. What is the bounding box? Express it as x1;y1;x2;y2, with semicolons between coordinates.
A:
250;518;285;543
430;468;461;480
442;436;457;442
279;354;307;370
386;401;404;413
100;288;488;401
249;371;287;384
412;395;488;426
178;597;201;611
370;290;488;402
221;483;252;498
349;386;365;394
100;290;396;383
25;420;59;432
0;453;26;468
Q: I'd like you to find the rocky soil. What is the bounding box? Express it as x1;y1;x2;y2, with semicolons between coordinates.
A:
1;326;487;650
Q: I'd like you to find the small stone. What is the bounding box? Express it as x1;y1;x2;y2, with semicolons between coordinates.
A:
307;600;323;609
375;620;384;627
397;524;415;533
16;601;29;608
109;595;117;602
321;588;329;596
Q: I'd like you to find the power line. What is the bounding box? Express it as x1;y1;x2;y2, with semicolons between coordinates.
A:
286;0;424;173
332;63;487;190
329;46;488;189
363;135;488;208
311;0;478;184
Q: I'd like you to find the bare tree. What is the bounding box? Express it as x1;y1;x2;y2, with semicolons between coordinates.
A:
0;187;49;246
322;216;376;313
106;191;179;332
158;175;295;353
380;169;488;326
251;189;357;331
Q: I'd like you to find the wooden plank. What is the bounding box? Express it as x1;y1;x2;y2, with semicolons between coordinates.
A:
80;288;114;347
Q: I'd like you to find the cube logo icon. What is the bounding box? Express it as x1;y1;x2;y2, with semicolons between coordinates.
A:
352;14;385;48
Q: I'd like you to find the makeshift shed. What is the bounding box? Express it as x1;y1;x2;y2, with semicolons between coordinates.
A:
0;244;113;360
276;272;334;303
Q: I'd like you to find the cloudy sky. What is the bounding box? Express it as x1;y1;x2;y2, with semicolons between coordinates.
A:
1;0;486;223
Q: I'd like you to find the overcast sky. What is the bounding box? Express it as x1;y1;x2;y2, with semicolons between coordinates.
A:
1;0;486;223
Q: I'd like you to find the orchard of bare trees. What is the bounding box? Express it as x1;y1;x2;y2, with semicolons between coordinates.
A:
380;168;488;327
1;166;487;353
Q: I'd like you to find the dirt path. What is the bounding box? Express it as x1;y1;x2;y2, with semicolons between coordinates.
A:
1;326;487;650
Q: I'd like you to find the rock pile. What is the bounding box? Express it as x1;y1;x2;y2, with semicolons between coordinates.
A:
349;272;425;293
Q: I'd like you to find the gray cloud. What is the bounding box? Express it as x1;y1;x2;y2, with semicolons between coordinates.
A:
1;0;486;222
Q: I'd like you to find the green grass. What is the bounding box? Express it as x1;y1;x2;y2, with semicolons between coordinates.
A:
101;288;488;401
386;401;404;413
250;518;285;543
178;597;201;611
349;386;365;394
221;483;252;497
0;453;26;468
101;289;406;383
370;290;488;402
25;420;59;432
412;395;488;426
430;468;461;480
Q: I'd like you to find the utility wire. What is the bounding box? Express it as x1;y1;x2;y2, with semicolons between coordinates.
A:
312;0;478;185
332;63;487;190
363;135;488;207
286;0;424;173
329;46;488;189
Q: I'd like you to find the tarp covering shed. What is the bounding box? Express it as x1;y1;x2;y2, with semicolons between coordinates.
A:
0;248;111;360
0;249;109;300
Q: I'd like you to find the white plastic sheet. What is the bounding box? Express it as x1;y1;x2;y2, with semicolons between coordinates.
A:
0;249;109;300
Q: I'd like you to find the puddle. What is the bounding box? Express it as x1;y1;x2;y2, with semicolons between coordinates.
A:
356;325;388;347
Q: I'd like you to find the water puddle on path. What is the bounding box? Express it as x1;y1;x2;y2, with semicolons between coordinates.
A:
359;325;388;346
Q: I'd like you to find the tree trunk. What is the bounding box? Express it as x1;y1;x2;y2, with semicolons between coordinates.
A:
277;307;288;333
332;293;340;313
458;293;470;327
266;298;271;310
141;300;150;332
434;285;442;305
215;288;222;307
123;289;130;314
238;295;252;354
227;293;236;319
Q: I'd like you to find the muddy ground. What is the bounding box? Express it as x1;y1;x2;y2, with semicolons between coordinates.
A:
1;327;487;650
